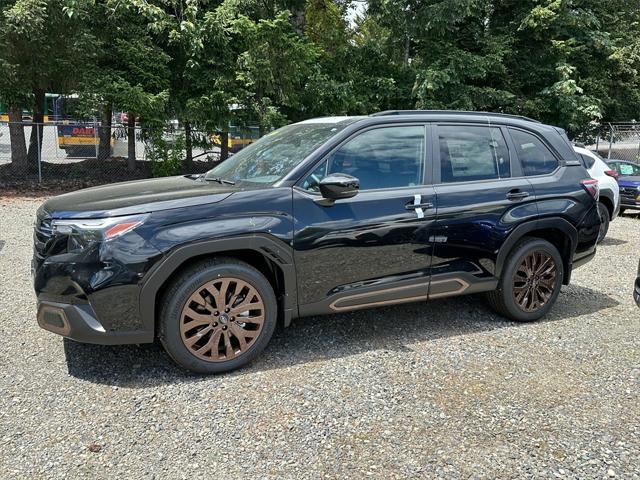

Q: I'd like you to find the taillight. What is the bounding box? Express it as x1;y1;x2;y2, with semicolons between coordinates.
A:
604;169;619;180
581;179;599;200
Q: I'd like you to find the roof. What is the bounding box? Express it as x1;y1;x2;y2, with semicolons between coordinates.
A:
370;110;541;124
298;116;365;125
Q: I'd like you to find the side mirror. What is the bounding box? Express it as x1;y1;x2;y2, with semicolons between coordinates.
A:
318;174;359;204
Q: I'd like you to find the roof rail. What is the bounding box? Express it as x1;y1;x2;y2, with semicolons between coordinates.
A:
370;110;541;124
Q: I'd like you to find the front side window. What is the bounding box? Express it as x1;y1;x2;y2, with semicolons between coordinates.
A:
438;125;510;183
303;125;425;192
205;121;354;185
509;129;558;176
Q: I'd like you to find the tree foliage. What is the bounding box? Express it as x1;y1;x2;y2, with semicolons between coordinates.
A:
1;0;640;168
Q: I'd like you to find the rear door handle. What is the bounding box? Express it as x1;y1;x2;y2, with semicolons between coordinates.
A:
506;190;530;201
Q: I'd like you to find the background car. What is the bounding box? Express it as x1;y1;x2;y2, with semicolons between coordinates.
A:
574;146;620;242
606;159;640;215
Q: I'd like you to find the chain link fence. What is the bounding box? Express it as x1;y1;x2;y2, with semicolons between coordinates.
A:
4;120;639;187
592;123;640;163
0;122;224;186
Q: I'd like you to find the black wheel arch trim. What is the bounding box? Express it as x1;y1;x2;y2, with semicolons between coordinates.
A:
139;234;299;336
495;218;577;285
598;189;615;216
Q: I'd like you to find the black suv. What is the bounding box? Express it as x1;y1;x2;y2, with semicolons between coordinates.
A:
33;111;601;373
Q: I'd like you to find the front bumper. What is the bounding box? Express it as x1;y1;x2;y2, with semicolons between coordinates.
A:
37;300;152;344
620;197;640;210
620;186;640;210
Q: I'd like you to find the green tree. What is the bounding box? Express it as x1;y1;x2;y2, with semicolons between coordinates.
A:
0;0;90;169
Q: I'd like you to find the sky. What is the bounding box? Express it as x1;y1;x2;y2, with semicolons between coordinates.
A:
346;0;368;26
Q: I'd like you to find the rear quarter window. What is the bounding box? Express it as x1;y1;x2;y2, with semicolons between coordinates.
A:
509;129;559;176
579;153;596;169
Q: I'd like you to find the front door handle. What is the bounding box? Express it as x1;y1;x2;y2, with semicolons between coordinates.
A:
405;194;434;219
405;202;434;210
506;190;530;201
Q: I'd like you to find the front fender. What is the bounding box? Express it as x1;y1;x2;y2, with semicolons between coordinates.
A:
139;234;298;335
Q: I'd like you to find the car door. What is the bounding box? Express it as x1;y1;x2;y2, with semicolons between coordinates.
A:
430;123;537;297
292;124;437;315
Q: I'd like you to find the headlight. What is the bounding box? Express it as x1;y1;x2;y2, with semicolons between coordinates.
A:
51;214;149;250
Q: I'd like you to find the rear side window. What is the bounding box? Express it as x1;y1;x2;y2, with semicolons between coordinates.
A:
579;153;596;169
438;125;510;183
509;129;558;176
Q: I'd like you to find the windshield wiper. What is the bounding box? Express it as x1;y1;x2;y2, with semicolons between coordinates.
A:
203;176;236;185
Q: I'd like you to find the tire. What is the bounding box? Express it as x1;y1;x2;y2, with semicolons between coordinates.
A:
159;257;277;374
487;237;563;322
596;202;610;243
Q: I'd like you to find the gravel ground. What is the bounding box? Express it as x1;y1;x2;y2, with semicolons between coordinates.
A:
1;197;639;479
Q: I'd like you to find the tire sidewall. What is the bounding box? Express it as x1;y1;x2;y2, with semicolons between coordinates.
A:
597;202;610;243
500;239;563;322
160;263;277;374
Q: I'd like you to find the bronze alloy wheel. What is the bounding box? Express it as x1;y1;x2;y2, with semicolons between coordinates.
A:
512;250;558;312
179;277;265;362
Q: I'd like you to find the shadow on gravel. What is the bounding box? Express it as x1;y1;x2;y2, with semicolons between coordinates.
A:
63;283;619;387
599;236;627;246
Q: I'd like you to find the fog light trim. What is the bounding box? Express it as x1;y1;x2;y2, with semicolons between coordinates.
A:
37;305;71;336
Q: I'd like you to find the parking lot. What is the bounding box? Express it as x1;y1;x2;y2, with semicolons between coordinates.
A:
0;197;638;479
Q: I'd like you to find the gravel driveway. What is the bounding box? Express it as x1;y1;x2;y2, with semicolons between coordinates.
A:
1;197;639;479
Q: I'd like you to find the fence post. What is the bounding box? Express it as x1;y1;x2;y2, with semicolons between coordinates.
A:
37;123;42;183
607;124;613;159
94;121;99;159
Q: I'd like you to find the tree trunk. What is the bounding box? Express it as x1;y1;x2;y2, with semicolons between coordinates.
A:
220;131;229;162
184;121;193;170
8;106;28;171
127;112;136;171
403;35;410;68
293;8;305;34
98;103;112;161
27;89;45;170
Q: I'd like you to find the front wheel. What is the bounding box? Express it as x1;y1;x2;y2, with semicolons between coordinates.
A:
487;238;563;322
159;258;277;373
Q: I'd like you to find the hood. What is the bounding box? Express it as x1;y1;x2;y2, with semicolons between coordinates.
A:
41;175;238;219
618;176;640;187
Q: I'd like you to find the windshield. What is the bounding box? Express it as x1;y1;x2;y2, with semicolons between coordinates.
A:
205;121;353;184
614;161;640;176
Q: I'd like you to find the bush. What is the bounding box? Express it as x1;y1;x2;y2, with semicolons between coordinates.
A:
145;130;185;177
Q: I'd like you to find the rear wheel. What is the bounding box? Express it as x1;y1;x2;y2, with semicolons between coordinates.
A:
159;258;277;373
487;238;563;322
596;202;610;243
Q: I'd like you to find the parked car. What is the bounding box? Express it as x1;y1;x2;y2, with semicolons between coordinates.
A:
573;146;620;242
33;111;601;373
605;159;640;214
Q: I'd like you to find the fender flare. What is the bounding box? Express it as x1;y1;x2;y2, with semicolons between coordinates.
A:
495;217;578;283
597;188;615;215
139;234;298;334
